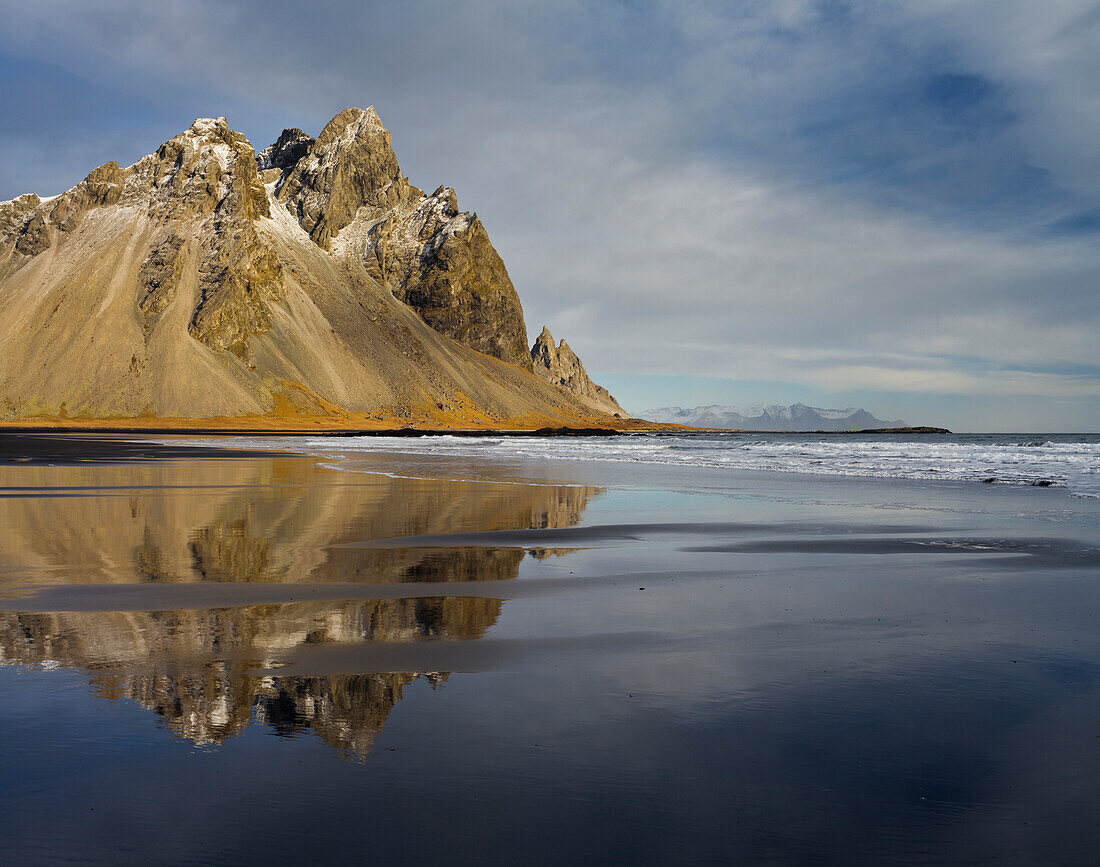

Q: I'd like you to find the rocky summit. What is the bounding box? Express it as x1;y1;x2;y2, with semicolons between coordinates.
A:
0;108;617;425
531;326;625;417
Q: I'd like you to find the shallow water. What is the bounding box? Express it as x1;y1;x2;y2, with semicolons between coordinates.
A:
189;431;1100;497
1;435;1099;864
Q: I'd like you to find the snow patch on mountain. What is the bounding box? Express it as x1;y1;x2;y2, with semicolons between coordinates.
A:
642;403;906;431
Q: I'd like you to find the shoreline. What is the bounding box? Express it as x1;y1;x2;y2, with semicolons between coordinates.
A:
0;425;630;437
0;418;949;436
0;414;672;435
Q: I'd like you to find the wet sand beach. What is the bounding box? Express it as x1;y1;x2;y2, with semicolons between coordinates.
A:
0;433;1098;864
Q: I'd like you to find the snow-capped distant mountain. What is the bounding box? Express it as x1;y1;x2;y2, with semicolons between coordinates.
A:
641;403;907;431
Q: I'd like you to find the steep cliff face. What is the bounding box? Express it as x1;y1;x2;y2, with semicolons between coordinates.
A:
0;109;605;422
361;186;531;368
276;107;412;250
268;107;530;368
531;326;625;417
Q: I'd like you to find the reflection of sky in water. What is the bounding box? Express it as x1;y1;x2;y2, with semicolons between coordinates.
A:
0;445;1098;862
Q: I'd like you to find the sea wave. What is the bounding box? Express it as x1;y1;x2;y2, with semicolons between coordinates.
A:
163;433;1100;498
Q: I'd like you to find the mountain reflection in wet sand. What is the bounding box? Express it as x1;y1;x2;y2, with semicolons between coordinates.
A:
4;437;1100;863
0;452;599;757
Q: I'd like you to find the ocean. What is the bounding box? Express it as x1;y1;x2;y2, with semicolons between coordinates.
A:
0;431;1098;863
219;430;1100;497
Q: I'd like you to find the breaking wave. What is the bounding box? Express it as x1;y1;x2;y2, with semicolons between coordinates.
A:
171;432;1100;498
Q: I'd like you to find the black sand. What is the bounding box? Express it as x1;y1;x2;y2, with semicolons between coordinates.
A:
0;435;1098;864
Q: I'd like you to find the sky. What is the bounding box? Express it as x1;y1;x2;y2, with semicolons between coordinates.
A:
0;0;1097;431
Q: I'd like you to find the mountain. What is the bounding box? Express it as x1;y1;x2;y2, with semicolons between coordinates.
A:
0;109;617;426
642;403;906;431
531;326;626;417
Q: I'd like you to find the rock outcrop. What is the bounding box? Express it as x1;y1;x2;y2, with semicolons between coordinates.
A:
276;107;411;249
257;127;313;174
46;160;125;232
0;108;616;424
531;326;625;417
362;185;531;368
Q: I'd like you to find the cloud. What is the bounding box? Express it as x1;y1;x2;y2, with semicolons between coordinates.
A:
0;0;1096;429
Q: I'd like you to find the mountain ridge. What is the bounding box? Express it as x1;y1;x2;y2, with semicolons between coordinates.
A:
642;403;907;431
0;109;622;427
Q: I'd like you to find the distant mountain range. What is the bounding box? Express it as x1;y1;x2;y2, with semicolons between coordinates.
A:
642;403;906;431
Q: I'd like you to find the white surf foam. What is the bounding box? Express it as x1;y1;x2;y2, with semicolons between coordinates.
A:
164;433;1100;498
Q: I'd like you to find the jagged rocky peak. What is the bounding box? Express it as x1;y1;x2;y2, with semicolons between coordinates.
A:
252;106;534;368
0;114;283;363
48;161;125;231
257;127;314;174
0;158;128;258
531;326;626;417
363;183;532;368
1;116;269;255
140;118;280;359
274;106;413;249
140;116;270;220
